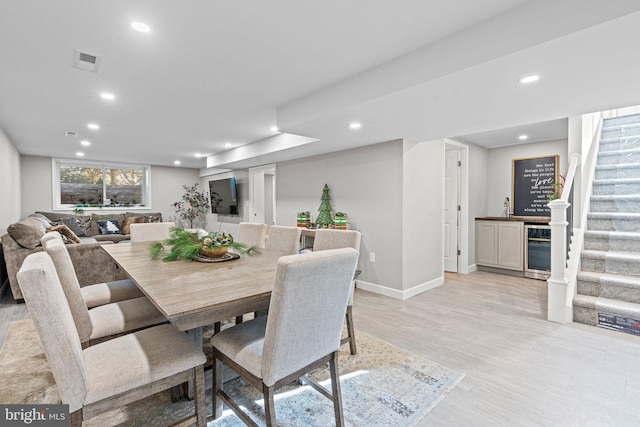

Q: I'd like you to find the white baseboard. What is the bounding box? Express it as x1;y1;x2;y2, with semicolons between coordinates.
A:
356;276;444;301
467;264;478;273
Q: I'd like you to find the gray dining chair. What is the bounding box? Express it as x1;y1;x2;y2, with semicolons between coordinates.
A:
265;225;302;254
40;231;144;308
17;252;207;427
211;247;359;426
129;221;175;242
313;229;362;355
44;238;167;347
235;222;268;248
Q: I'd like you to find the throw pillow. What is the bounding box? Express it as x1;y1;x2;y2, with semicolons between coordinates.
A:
120;216;146;234
127;212;162;223
56;217;87;237
7;217;47;249
46;224;81;244
29;213;52;227
90;213;125;236
97;219;123;235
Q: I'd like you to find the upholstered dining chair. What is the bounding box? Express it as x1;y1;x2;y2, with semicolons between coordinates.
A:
129;221;175;242
211;248;359;426
40;231;144;308
312;229;362;355
17;252;207;427
265;225;302;254
235;222;268;248
44;238;167;347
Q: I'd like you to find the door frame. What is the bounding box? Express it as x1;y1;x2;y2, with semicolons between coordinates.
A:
444;139;469;274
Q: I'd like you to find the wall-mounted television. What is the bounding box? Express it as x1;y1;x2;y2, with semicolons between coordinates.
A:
209;178;238;215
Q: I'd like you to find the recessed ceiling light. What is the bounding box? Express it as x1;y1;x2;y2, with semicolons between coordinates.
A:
518;75;540;84
225;142;232;147
518;134;528;141
349;122;362;129
131;22;151;32
270;126;279;132
195;153;202;158
76;152;84;157
100;92;115;101
80;140;91;146
174;160;181;165
87;123;100;130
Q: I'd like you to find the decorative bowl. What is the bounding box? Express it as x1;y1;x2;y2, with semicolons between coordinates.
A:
199;246;228;258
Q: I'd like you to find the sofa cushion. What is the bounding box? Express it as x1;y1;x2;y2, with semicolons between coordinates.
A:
36;212;91;236
7;217;47;249
127;212;162;223
120;216;146;234
97;219;123;235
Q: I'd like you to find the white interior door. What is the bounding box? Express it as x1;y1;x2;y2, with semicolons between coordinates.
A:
444;148;460;272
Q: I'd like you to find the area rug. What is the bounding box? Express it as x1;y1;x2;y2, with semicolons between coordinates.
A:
0;319;464;426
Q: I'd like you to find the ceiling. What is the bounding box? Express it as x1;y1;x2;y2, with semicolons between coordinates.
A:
2;1;640;171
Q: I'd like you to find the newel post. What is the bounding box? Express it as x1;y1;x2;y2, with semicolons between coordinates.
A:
547;199;570;323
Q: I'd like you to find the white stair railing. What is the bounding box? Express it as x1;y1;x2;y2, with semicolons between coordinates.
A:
547;116;603;323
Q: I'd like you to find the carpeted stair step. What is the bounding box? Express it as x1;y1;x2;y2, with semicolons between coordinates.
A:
583;230;640;252
591;178;640;196
600;123;640;140
589;194;640;213
603;114;640;127
599;136;640;153
580;249;640;275
577;271;640;303
597;147;640;165
587;212;640;232
573;293;640;328
595;163;640;180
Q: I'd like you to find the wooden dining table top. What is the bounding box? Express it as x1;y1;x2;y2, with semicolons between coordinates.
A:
102;243;286;331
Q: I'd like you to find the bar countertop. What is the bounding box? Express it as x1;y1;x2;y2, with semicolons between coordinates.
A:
475;216;550;224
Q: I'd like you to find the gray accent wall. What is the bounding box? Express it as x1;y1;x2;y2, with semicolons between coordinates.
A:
277;138;448;296
277;140;404;292
0;127;21;235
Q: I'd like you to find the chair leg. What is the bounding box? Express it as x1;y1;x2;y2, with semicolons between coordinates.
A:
69;409;82;427
213;358;223;418
329;352;345;427
263;384;277;427
345;305;357;355
193;365;207;426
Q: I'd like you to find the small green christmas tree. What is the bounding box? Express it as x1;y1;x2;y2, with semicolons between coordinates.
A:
316;184;334;228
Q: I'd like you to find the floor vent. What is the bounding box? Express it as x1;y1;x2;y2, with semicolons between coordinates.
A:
72;48;101;73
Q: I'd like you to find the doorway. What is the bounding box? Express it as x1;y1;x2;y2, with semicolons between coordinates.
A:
249;164;276;225
443;139;469;274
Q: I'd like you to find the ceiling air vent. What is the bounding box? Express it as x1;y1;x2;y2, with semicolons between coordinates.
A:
72;48;101;73
65;131;78;137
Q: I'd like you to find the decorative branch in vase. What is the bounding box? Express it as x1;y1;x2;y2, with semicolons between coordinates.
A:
171;183;210;228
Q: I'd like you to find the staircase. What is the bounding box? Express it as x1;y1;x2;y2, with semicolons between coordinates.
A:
573;113;640;335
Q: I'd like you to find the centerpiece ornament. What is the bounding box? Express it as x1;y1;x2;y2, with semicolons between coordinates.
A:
150;228;259;262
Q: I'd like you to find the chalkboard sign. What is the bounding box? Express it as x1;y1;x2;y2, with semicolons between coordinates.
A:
512;155;558;218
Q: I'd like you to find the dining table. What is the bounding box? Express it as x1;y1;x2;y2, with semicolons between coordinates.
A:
102;242;287;417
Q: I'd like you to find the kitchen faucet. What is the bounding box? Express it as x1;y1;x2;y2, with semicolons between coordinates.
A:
504;196;512;217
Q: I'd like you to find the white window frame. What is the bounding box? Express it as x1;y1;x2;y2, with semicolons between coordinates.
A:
52;158;152;211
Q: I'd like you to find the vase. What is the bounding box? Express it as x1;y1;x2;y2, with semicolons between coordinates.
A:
199;246;228;258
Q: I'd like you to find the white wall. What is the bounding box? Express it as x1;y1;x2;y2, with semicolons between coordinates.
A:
0;127;21;235
402;139;445;296
485;139;568;217
20;155;200;221
276;141;404;292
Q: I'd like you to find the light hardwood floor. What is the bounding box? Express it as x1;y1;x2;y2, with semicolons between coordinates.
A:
354;271;640;427
2;271;640;426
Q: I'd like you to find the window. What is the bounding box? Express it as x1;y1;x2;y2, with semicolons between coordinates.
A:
52;158;151;210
